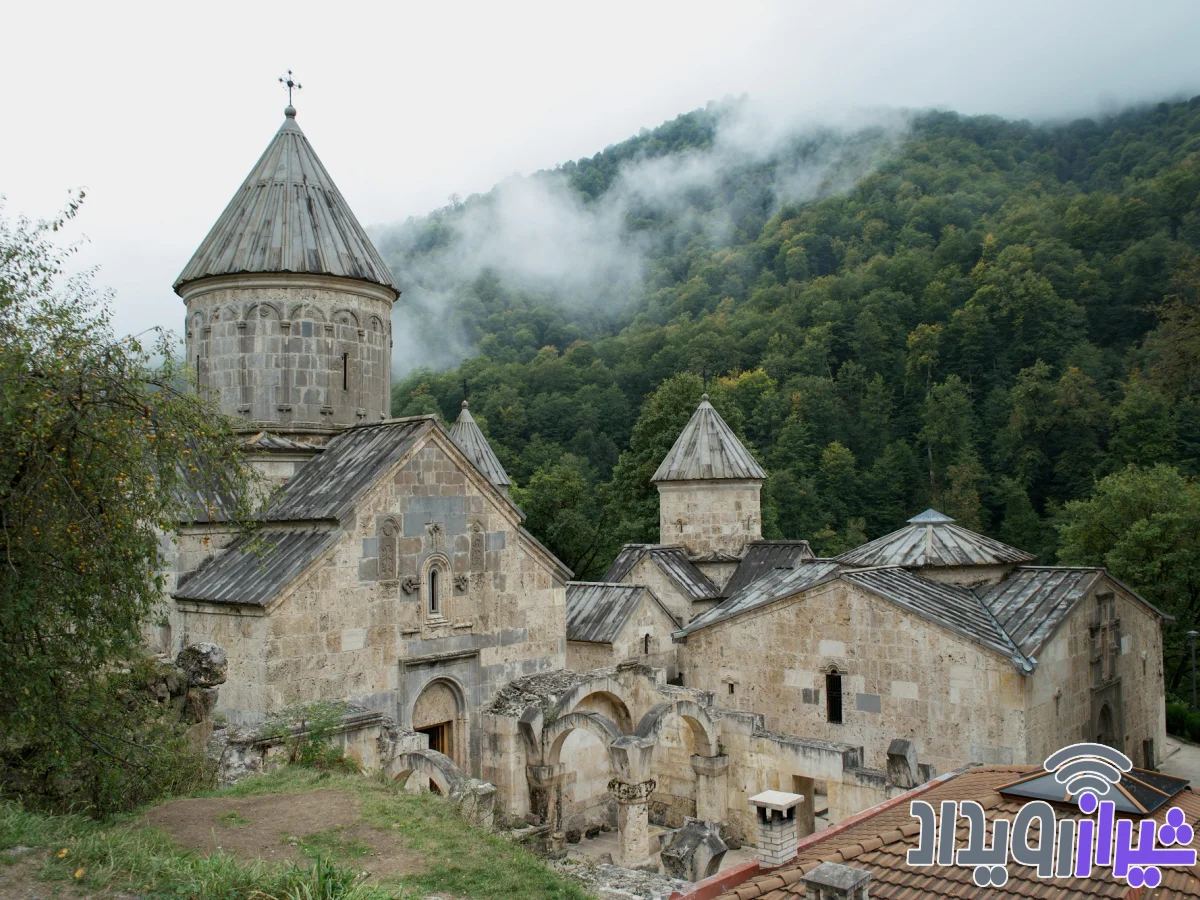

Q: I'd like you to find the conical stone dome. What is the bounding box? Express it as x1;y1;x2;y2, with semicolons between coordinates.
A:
175;108;397;295
652;394;765;483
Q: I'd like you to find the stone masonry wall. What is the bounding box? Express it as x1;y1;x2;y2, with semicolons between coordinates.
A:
678;579;1028;775
1025;578;1166;768
181;275;393;434
175;429;568;775
610;596;680;678
567;641;616;673
657;480;762;559
622;556;696;626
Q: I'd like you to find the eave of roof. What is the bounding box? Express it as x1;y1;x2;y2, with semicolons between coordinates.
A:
172;528;338;606
566;582;680;643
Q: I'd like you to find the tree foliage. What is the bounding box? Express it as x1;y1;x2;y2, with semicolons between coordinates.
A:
1058;464;1200;696
0;198;257;813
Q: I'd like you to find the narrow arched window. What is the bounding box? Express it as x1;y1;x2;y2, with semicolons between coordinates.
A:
428;568;440;616
826;670;843;724
643;634;650;655
342;352;349;391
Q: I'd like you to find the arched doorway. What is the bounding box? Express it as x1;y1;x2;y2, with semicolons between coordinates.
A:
412;678;467;771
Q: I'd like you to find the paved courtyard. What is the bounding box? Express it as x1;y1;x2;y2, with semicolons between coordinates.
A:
1160;736;1200;787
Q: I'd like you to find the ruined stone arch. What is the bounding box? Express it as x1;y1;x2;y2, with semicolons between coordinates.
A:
386;748;467;796
570;690;634;734
543;711;624;768
549;674;637;732
634;699;719;758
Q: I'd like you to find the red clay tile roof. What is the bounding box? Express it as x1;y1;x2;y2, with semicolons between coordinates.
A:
716;765;1200;900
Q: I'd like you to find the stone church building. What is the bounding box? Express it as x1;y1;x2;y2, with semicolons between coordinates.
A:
164;103;1169;861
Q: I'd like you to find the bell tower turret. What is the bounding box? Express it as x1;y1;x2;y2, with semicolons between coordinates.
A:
175;98;398;443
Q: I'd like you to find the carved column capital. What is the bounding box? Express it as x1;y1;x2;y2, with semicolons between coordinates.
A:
609;778;657;803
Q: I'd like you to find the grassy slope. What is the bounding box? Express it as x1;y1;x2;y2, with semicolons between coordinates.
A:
0;767;591;900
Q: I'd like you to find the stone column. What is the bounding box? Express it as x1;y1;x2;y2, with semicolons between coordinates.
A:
690;754;730;824
609;778;657;868
526;764;565;831
749;790;804;869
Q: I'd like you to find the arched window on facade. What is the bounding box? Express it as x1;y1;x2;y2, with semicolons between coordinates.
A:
826;668;843;724
428;568;440;617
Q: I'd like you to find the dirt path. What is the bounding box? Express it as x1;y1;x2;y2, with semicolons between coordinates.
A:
138;788;424;878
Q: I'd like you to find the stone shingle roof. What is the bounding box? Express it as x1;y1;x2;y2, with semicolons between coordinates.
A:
565;582;679;643
843;566;1027;663
652;395;765;483
603;544;723;601
174;108;397;295
981;567;1168;658
678;561;842;635
981;567;1104;657
835;509;1035;568
173;528;338;606
721;540;816;599
715;765;1200;900
262;418;431;523
448;401;511;488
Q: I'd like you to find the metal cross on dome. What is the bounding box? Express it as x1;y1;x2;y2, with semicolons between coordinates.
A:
279;69;302;105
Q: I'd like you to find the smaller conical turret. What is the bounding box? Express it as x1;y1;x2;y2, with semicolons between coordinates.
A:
449;400;512;495
652;394;766;483
652;394;765;558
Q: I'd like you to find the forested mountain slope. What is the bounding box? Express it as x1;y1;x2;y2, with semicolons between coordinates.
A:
383;98;1200;687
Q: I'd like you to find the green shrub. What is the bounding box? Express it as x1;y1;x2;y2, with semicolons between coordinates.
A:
1187;710;1200;743
259;702;360;773
1167;701;1190;737
0;659;213;818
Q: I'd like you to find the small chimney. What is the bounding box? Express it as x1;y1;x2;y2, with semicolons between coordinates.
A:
801;861;871;899
748;790;804;868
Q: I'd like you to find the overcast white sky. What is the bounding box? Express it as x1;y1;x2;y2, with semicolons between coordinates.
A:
3;0;1200;341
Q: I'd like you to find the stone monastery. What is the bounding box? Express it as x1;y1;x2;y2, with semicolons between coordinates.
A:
162;102;1170;870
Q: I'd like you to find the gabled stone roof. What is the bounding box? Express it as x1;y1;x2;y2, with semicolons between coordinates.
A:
678;561;842;635
834;509;1034;568
448;401;511;488
721;540;816;598
173;528;338;606
603;544;724;601
565;582;679;644
652;395;765;483
843;566;1027;663
263;418;432;523
175;107;397;296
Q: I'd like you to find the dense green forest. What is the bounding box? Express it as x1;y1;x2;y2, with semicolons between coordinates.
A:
382;97;1200;694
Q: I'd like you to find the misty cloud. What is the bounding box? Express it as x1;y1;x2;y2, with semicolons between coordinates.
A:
379;99;911;375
